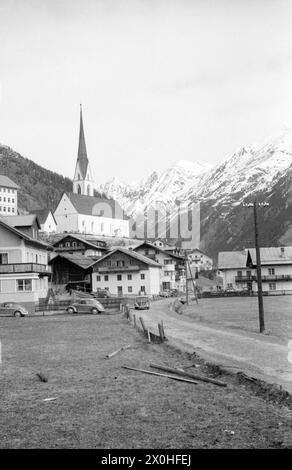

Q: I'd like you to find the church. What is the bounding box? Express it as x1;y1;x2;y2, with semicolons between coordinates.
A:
54;106;129;238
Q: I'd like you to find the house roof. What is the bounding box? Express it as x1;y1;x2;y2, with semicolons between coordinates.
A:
0;217;53;250
0;175;19;189
53;233;108;251
88;247;162;269
48;253;94;269
33;209;57;225
133;241;184;260
218;246;292;269
64;192;128;220
218;251;249;270
248;247;292;265
3;214;41;229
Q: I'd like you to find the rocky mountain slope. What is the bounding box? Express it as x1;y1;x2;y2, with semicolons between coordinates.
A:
0;145;104;213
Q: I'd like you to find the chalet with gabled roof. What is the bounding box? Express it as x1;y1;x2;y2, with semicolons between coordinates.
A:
89;248;162;296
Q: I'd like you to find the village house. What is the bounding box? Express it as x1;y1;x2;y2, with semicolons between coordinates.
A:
33;209;57;233
0;217;52;313
53;106;129;238
3;214;41;239
0;175;19;216
90;248;162;296
186;248;213;272
218;246;292;294
51;233;108;257
132;241;185;292
48;253;93;286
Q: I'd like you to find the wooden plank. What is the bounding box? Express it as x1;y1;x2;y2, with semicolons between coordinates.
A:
105;344;131;359
122;365;198;385
149;363;227;387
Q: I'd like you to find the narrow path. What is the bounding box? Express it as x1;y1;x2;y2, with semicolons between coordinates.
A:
139;300;292;393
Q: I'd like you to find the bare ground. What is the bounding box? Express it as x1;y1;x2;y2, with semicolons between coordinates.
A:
0;312;291;449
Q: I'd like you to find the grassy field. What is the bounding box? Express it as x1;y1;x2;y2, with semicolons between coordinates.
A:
0;312;291;449
183;296;292;340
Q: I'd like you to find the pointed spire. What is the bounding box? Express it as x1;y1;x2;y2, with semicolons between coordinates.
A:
77;104;89;179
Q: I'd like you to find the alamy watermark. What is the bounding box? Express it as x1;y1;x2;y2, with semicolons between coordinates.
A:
92;199;201;248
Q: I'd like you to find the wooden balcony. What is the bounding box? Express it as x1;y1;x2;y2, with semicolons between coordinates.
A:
235;274;292;282
96;265;140;273
0;263;52;275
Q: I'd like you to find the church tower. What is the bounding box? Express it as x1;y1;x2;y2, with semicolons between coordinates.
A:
73;105;94;196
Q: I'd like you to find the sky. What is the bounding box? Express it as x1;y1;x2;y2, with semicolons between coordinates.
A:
0;0;292;185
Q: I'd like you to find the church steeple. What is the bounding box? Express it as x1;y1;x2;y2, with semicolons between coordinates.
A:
73;105;94;196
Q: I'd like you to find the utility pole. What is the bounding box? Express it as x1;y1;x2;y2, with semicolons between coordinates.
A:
184;251;189;305
243;201;269;333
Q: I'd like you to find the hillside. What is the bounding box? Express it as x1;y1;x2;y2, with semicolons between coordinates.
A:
0;145;104;213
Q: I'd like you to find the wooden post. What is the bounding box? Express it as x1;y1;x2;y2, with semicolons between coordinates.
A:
147;328;151;343
139;316;147;333
133;314;137;329
158;323;164;342
253;202;265;333
160;321;166;341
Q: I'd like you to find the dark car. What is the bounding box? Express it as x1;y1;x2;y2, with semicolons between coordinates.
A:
66;298;105;315
134;296;150;310
94;288;111;298
0;302;29;317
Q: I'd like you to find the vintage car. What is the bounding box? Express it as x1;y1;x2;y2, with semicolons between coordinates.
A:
0;302;29;317
66;298;105;315
134;296;150;310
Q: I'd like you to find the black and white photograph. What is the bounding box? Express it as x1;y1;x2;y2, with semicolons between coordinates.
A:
0;0;292;455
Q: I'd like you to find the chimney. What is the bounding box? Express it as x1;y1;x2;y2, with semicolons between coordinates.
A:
280;247;285;256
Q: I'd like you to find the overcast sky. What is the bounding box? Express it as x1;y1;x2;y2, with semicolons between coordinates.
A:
0;0;292;185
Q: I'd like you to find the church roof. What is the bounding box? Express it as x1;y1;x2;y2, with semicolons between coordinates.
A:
65;192;129;220
76;105;89;179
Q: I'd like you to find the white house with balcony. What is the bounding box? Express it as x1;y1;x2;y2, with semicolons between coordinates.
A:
133;241;185;292
0;218;53;312
218;246;292;294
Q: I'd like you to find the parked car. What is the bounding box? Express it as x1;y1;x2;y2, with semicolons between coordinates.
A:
0;302;29;317
159;290;171;298
66;298;105;315
94;288;111;298
134;296;150;310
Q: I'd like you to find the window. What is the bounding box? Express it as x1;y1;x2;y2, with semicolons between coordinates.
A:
164;259;173;265
268;268;275;275
7;207;10;212
237;271;242;278
127;274;132;280
269;282;276;290
140;286;146;292
17;279;32;291
12;208;14;213
117;260;125;267
0;253;8;264
128;286;133;293
117;274;122;281
141;273;145;280
246;270;252;279
227;283;233;289
104;275;109;281
96;275;101;282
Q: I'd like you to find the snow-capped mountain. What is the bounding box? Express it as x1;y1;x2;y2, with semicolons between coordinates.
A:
98;128;292;256
98;129;292;214
98;159;211;215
